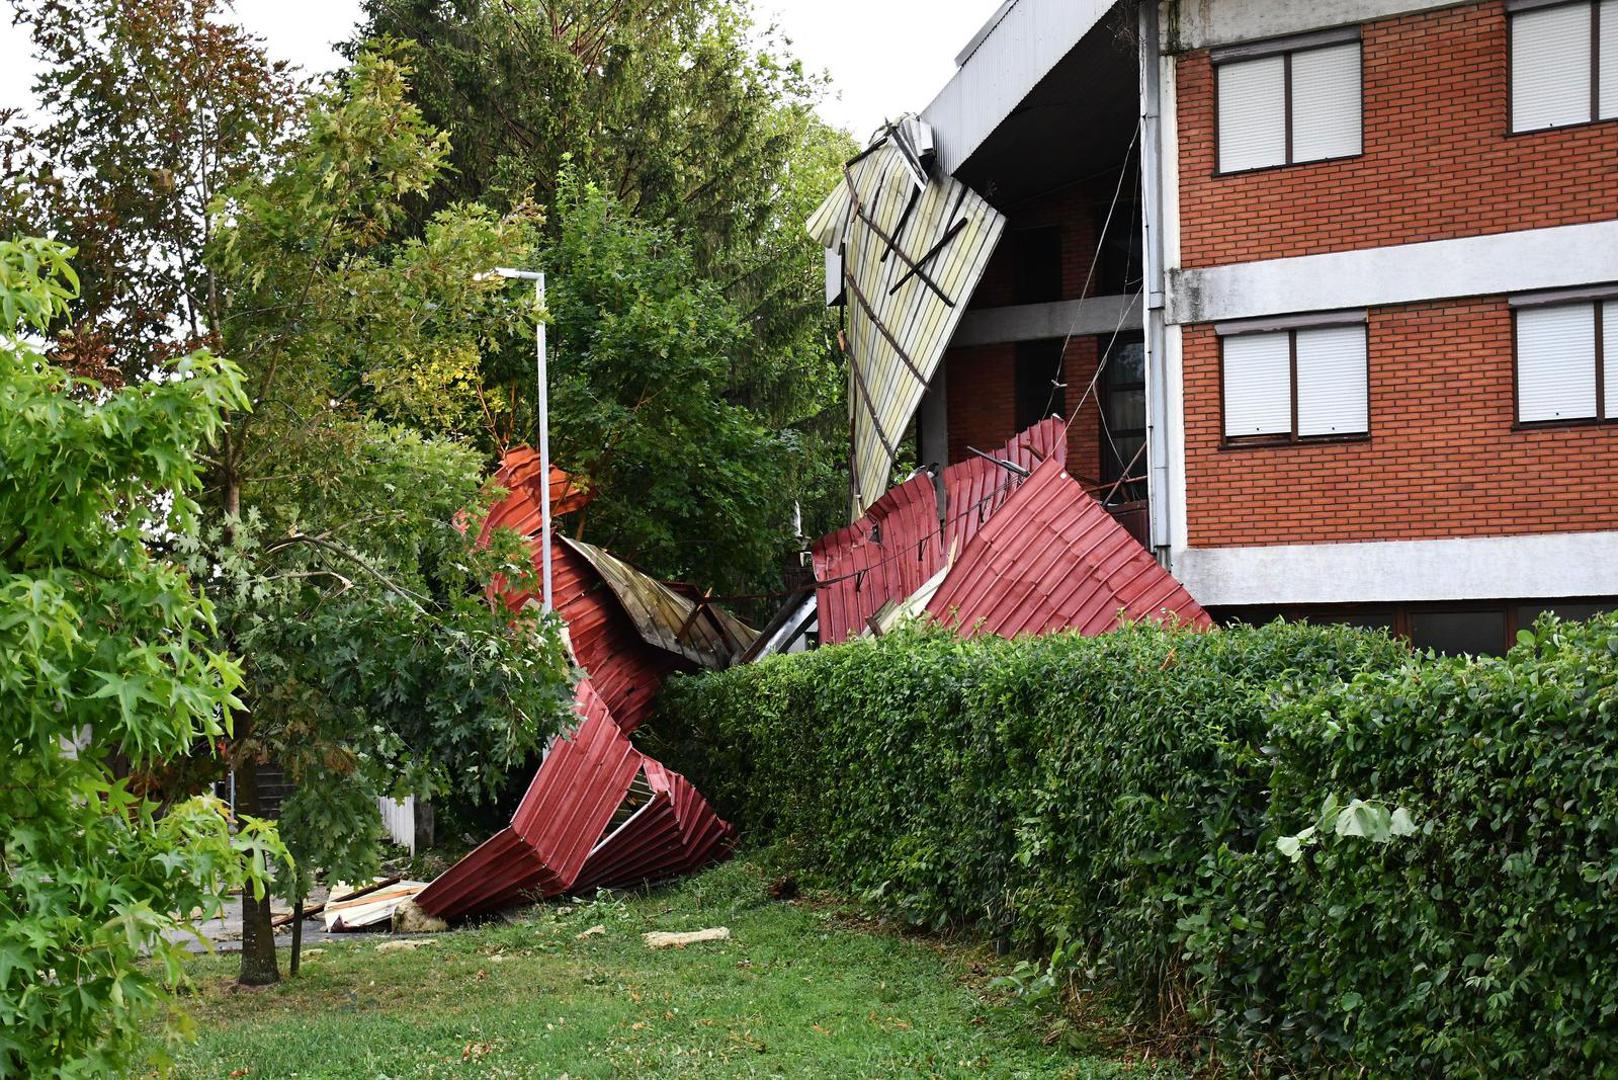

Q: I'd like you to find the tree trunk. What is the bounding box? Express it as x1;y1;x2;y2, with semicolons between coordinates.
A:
235;753;281;986
289;887;303;977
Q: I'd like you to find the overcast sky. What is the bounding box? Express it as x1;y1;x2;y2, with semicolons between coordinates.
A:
0;0;998;141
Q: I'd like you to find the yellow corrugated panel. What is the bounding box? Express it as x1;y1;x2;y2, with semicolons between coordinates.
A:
562;539;757;669
807;137;1006;519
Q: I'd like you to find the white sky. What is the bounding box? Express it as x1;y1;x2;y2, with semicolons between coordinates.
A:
0;0;998;140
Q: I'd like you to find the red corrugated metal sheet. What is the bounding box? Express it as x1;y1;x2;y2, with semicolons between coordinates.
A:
941;418;1067;556
417;679;735;922
811;473;943;645
412;827;564;920
810;420;1070;645
509;706;642;884
572;758;736;894
926;455;1212;638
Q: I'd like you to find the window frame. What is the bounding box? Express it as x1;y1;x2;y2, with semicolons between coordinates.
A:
1218;317;1372;449
1212;27;1365;176
1099;335;1148;503
1506;0;1618;135
1510;295;1617;428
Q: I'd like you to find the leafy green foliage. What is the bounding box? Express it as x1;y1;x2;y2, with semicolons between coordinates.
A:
1200;614;1618;1076
655;617;1618;1074
2;0;300;382
182;429;576;897
542;171;804;592
0;238;286;1076
197;46;575;936
354;0;859;587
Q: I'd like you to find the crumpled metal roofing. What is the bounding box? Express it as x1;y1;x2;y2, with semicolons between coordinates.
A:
807;123;1007;518
811;473;943;646
810;420;1069;645
942;418;1067;556
926;454;1212;638
478;447;724;733
415;679;735;921
419;447;749;922
564;538;757;669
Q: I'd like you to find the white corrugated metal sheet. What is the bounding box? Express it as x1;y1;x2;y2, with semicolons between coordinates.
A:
922;0;1119;174
379;796;415;855
807;133;1006;518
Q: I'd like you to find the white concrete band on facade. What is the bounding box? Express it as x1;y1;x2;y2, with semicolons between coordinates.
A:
1167;0;1468;53
1174;530;1618;607
1166;219;1618;326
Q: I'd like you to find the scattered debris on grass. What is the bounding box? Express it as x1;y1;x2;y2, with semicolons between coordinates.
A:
643;927;730;949
577;924;606;940
375;939;434;953
392;899;447;935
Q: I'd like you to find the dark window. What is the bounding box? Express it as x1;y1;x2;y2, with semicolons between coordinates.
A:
1409;610;1509;657
1100;339;1147;503
1012;227;1063;305
1517;601;1618;625
1015;340;1065;431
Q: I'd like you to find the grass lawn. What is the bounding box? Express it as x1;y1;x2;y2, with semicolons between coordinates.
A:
155;858;1178;1079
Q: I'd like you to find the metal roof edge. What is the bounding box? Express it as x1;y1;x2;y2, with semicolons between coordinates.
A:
953;0;1021;67
922;0;1121;175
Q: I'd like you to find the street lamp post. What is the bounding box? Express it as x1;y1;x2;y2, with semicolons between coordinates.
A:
478;267;551;612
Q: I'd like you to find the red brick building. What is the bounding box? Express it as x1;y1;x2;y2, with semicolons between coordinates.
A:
857;0;1618;653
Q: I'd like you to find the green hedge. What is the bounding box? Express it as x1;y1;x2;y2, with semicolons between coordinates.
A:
652;616;1618;1076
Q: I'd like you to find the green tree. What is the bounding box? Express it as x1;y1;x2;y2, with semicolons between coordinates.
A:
1;0;300;383
5;0;576;987
202;46;575;986
0;237;286;1077
356;0;859;583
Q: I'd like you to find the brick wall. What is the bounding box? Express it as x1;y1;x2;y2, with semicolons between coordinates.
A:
1183;298;1618;547
1175;0;1618;269
942;177;1131;482
967;183;1108;308
945;337;1105;483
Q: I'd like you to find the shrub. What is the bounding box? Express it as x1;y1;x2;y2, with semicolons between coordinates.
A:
653;614;1618;1076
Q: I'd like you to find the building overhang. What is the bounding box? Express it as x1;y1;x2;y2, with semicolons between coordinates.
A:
922;0;1132;203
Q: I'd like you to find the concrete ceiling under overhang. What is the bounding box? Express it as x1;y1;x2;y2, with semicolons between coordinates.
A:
952;3;1141;210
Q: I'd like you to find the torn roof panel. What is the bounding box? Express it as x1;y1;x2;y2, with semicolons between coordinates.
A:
926;454;1211;638
563;538;757;670
413;826;565;920
479;446;591;542
807;130;1007;518
811;472;944;646
808;419;1074;646
416;678;736;922
942;417;1068;556
508;699;643;886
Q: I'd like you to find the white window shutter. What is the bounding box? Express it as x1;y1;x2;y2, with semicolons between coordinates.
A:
1291;44;1363;162
1223;332;1292;437
1601;0;1618;119
1517;304;1597;422
1218;56;1287;172
1512;4;1593;132
1295;325;1369;436
1605;302;1618;419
